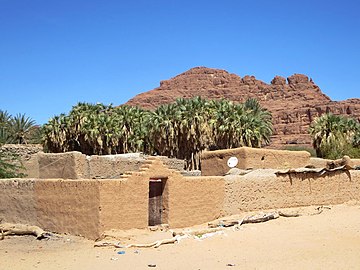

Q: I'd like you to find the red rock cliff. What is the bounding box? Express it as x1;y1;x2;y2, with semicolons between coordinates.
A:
125;67;360;149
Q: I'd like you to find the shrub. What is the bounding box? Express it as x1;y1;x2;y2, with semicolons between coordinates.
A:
282;146;317;157
0;148;26;178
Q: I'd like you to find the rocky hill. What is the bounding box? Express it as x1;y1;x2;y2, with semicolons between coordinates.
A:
126;67;360;149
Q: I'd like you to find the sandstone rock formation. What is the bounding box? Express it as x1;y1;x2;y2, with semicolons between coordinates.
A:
125;67;360;149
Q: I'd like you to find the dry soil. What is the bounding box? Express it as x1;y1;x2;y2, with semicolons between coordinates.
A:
1;202;360;270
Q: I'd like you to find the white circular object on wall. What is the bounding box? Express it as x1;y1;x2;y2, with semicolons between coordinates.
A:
227;157;238;168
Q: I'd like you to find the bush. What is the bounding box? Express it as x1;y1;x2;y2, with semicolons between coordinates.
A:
309;113;360;159
0;148;26;178
343;145;360;159
282;146;317;157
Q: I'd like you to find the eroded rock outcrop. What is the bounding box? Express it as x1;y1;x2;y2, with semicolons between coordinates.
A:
125;67;360;148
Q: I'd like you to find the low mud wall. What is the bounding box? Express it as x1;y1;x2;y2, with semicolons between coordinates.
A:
1;157;359;240
0;178;101;239
99;158;224;231
350;159;360;168
307;157;360;169
0;158;221;239
167;176;224;228
308;157;331;168
222;170;360;216
0;144;43;178
201;147;310;176
1;147;186;180
0;144;43;159
38;152;89;179
36;152;185;179
35;180;100;239
99;178;148;231
0;179;37;225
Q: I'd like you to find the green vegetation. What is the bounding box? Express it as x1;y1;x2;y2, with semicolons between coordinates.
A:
0;110;38;178
42;97;273;169
309;113;360;159
0;149;26;178
282;146;317;157
0;110;40;144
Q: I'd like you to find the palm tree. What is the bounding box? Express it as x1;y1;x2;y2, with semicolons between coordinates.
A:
124;106;150;153
209;98;272;149
0;110;31;178
41;98;273;169
148;103;178;157
8;113;36;144
42;102;151;155
309;113;360;159
0;110;12;144
209;99;238;149
310;113;345;158
175;97;211;169
42;114;67;152
147;97;272;170
0;110;11;126
242;98;272;147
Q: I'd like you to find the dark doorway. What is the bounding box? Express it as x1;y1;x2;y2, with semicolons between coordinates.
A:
148;179;164;226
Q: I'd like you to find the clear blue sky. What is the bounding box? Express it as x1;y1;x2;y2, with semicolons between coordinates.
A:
1;0;359;125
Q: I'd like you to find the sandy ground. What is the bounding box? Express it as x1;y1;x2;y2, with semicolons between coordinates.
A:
1;202;360;270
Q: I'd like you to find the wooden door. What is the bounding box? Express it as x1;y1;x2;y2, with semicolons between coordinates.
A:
148;180;163;226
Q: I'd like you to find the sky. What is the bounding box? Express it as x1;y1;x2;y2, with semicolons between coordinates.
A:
0;0;359;125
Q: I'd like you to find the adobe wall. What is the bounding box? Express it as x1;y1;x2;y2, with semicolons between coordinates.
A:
89;155;145;179
167;176;224;228
308;157;360;169
0;144;43;178
98;158;224;231
0;158;205;239
308;157;331;168
1;156;360;240
37;152;147;179
144;159;223;228
0;178;101;239
99;178;148;231
87;155;185;179
22;154;40;178
0;179;37;225
201;147;311;176
222;169;360;216
38;152;89;179
36;152;185;179
35;179;100;239
0;144;43;159
350;159;360;168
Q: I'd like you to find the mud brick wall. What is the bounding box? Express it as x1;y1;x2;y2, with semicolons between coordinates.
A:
201;147;310;176
222;170;360;216
1;157;359;240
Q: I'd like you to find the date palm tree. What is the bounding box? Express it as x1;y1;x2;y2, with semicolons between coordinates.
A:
209;98;272;149
42;114;68;152
0;110;12;144
309;113;360;159
148;103;178;157
8;113;36;144
42;103;150;155
175;97;211;169
41;98;273;169
242;98;272;147
147;97;272;169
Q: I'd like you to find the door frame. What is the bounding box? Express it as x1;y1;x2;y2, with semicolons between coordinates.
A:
148;178;168;226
